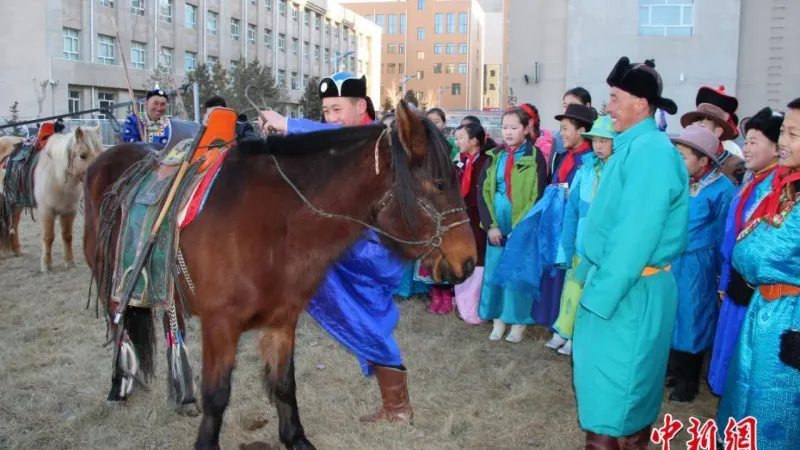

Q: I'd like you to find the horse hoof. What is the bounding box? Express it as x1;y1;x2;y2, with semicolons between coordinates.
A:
175;402;200;417
287;437;316;450
64;261;75;269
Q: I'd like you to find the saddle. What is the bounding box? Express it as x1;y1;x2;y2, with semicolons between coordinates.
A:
111;108;238;309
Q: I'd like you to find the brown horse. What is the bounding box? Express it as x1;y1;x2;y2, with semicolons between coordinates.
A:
83;100;476;450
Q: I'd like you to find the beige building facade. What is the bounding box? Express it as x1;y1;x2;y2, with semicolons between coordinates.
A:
341;0;484;111
0;0;382;120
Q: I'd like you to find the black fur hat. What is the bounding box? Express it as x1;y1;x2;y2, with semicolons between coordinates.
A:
606;57;677;115
742;107;784;143
318;72;367;100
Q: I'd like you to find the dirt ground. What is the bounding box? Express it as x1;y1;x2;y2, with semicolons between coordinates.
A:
0;214;718;450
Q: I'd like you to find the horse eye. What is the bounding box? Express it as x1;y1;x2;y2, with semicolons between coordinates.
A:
434;180;447;191
80;153;88;160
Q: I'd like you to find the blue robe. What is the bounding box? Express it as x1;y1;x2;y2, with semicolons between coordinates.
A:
708;169;776;395
717;191;800;450
670;170;735;353
121;113;171;145
288;117;406;377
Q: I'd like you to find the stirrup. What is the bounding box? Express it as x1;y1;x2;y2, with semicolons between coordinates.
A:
193;107;238;172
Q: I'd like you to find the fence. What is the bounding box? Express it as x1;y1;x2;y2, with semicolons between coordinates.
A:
61;119;122;148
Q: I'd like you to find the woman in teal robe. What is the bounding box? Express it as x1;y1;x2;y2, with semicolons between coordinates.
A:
573;116;689;439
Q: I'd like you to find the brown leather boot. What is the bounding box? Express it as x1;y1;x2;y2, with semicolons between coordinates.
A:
585;432;621;450
358;365;413;424
619;425;652;450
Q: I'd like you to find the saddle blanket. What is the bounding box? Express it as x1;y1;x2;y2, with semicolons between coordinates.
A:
112;140;227;308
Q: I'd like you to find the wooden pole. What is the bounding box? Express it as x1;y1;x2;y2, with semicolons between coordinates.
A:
106;8;145;140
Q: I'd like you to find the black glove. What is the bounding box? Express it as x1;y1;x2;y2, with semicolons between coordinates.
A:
726;270;755;306
779;330;800;371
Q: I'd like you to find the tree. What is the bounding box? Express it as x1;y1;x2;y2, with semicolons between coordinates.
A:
183;62;229;110
7;101;22;137
403;89;419;107
381;97;393;114
299;76;322;120
225;57;286;115
598;101;608;116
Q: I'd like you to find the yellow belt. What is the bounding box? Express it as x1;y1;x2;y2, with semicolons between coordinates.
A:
642;265;671;276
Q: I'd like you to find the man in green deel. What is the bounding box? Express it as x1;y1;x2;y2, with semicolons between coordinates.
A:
572;57;689;449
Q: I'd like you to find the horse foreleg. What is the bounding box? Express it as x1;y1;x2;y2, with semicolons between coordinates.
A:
195;314;241;450
260;325;316;450
39;208;55;272
60;212;76;267
10;207;22;256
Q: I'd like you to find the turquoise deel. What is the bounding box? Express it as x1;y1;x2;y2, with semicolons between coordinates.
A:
479;147;536;325
716;198;800;450
572;117;689;437
671;170;736;353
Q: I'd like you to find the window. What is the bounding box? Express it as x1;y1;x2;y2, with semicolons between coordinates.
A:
99;0;114;7
314;45;320;61
131;0;144;16
278;33;286;52
459;12;468;33
304;11;309;26
160;47;173;69
458;63;467;74
451;83;461;95
185;4;197;28
185;51;197;71
434;13;442;34
387;63;396;74
416;70;424;80
335;23;340;37
279;0;286;16
366;15;373;22
399;63;404;73
388;15;396;34
447;13;455;33
230;18;240;40
97;34;115;65
639;0;693;37
278;70;286;86
207;55;218;65
131;41;146;69
265;0;272;11
97;92;116;119
292;5;298;21
399;44;405;54
251;0;256;4
303;74;309;86
433;63;442;74
324;48;329;63
303;41;309;59
417;28;425;40
490;69;496;77
388;44;396;54
291;38;298;55
325;21;330;35
433;43;442;54
63;28;80;60
417;51;424;60
207;11;218;35
349;56;355;72
446;43;454;54
459;43;467;54
445;63;454;74
315;15;321;30
248;24;256;44
228;59;238;76
376;14;385;29
159;0;173;24
264;29;272;48
400;14;406;33
68;90;81;114
291;72;298;90
417;0;425;10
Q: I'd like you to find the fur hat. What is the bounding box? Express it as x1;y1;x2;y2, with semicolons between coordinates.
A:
742;107;784;143
680;103;737;141
319;72;367;100
606;57;677;115
671;125;722;166
696;85;740;137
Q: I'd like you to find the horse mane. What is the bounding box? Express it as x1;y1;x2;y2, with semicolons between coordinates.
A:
235;124;385;157
43;127;103;184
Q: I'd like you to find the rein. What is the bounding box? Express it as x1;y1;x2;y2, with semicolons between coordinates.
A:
268;131;469;260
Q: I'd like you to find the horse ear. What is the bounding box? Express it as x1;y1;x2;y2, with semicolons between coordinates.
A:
394;99;427;164
92;125;101;135
74;126;84;142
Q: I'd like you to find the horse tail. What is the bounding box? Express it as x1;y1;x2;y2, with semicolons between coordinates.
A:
123;306;157;381
0;200;12;253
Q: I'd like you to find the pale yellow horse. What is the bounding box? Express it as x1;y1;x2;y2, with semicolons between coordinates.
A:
0;127;103;271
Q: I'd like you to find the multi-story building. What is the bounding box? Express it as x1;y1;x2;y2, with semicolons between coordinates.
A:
341;0;484;111
0;0;381;120
499;0;800;131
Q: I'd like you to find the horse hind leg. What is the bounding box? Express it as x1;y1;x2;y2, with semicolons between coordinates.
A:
60;212;76;267
10;207;22;256
39;208;55;272
260;326;315;450
195;314;242;450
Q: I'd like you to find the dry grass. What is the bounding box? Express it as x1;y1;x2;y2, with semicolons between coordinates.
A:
0;214;718;450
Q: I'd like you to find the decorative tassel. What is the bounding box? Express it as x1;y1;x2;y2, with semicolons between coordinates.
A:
779;330;800;372
165;309;196;406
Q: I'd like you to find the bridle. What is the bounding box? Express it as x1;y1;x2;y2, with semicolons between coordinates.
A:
268;129;470;260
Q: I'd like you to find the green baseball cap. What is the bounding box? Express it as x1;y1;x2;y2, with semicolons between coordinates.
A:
582;115;617;140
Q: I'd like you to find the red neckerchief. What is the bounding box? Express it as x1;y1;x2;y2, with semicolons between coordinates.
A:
743;166;800;229
359;114;372;125
460;151;479;198
690;165;715;185
557;140;591;183
503;142;524;201
734;164;778;233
